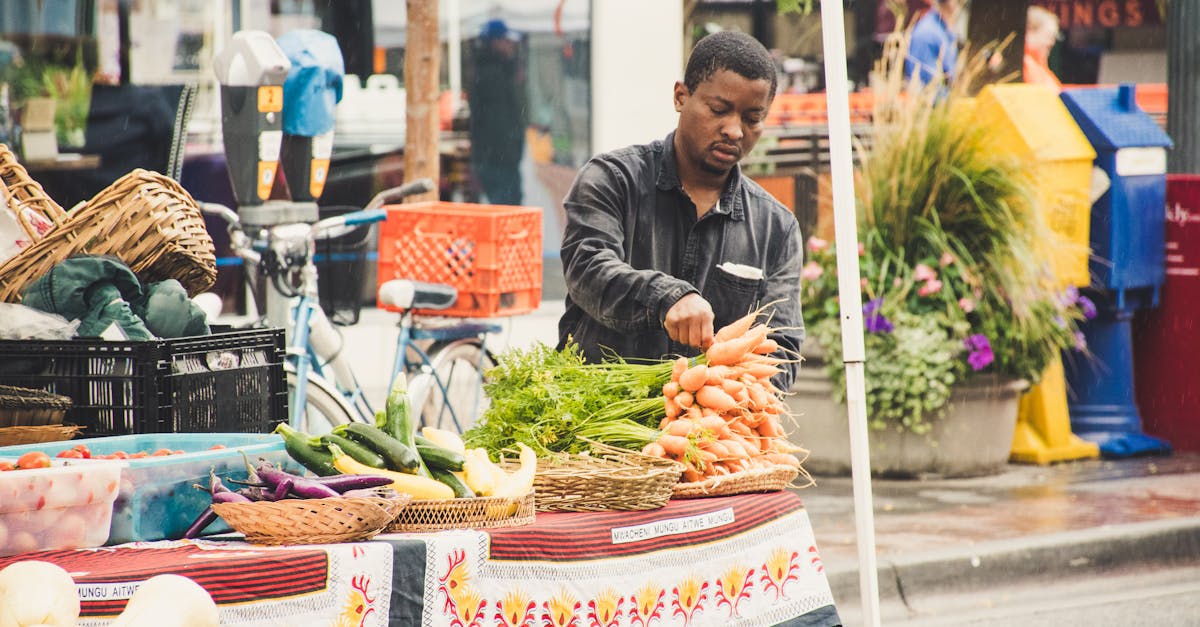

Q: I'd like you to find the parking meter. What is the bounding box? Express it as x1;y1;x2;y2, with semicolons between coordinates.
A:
277;29;344;203
213;31;316;225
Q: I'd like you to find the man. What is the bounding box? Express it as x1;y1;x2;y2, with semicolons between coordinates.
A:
905;0;963;85
1023;5;1062;91
468;18;526;205
557;31;804;390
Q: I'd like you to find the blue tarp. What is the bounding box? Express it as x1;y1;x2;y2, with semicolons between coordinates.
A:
277;29;344;137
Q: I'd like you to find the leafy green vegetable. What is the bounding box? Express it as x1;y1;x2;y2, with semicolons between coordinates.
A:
463;341;675;455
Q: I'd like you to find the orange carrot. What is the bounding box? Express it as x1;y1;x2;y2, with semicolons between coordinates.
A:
662;381;680;399
744;362;783;380
672;356;689;381
657;434;689;458
695;385;739;412
681;464;703;483
723;459;746;473
678;364;709;393
719;438;753;459
686;405;703;421
762;452;802;468
664;397;681;420
696;449;719;465
714;309;761;344
752;338;780;355
642;442;667;458
705;365;731;385
728;420;754;437
705;324;771;366
667;418;696;438
758;414;785;438
698;439;731;458
697;414;726;433
720;378;745;396
675;390;694;408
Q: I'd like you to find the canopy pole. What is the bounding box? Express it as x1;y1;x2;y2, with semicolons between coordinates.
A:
818;1;881;625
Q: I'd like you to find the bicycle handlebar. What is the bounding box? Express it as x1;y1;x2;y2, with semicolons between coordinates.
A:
365;178;436;211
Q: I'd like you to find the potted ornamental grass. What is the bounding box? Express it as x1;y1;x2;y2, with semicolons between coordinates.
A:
790;36;1093;477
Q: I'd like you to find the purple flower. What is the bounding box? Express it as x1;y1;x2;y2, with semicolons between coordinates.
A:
964;333;994;371
1078;295;1097;320
1059;285;1080;307
1074;330;1087;351
863;298;893;334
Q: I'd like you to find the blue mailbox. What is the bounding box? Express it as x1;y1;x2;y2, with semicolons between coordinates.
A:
1059;84;1173;458
1061;84;1173;310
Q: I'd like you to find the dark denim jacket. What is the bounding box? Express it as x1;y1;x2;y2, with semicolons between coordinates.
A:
557;132;805;389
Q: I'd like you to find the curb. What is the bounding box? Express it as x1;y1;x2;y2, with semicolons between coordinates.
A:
824;516;1200;607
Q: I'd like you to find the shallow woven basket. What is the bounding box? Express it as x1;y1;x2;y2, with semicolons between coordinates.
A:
386;491;536;533
0;425;82;447
0;143;70;240
510;442;686;512
212;496;402;545
0;384;73;427
0;168;216;303
671;464;810;499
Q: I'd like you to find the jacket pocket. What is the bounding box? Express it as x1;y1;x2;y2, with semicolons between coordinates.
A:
704;266;764;332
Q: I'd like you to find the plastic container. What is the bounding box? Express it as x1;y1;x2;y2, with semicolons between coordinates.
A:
0;328;286;436
377;201;543;318
0;433;298;544
0;458;123;556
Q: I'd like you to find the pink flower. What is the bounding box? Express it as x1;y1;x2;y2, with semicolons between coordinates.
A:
918;279;943;296
807;237;828;252
858;242;866;256
861;278;869;289
801;261;824;281
893;277;903;287
939;251;955;267
913;263;937;282
958;297;975;313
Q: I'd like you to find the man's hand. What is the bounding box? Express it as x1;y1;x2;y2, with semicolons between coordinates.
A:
664;293;715;350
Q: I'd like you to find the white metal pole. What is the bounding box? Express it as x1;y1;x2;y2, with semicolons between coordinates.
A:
818;1;882;625
447;0;462;103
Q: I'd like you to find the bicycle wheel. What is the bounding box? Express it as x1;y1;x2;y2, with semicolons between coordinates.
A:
286;367;360;436
408;340;495;434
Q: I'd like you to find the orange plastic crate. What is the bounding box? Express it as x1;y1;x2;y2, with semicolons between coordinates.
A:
377;201;543;318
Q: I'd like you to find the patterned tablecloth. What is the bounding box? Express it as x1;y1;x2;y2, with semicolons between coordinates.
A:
383;491;841;627
0;540;395;626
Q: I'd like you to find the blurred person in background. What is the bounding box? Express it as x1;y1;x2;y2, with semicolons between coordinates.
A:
905;0;964;86
1023;5;1062;91
467;18;527;206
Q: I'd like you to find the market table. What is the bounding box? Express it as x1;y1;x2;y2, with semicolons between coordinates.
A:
0;492;838;626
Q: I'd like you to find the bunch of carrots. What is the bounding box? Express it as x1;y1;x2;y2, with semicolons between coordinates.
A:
640;309;805;483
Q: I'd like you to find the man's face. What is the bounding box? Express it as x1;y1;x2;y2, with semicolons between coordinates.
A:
673;69;773;177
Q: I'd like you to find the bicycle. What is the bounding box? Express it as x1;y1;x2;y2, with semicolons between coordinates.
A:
200;180;498;435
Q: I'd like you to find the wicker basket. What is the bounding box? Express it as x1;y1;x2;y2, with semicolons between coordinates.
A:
0;143;70;241
0;384;72;427
671;464;811;499
0;425;82;447
512;442;686;512
386;491;536;533
212;496;405;545
0;169;216;303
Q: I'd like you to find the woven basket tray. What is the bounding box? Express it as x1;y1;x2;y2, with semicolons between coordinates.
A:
671;464;810;499
510;443;686;513
213;495;407;545
0;425;82;447
386;491;536;533
0;169;216;303
0;384;73;427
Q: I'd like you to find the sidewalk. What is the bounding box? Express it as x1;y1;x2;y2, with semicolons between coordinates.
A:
339;301;1200;619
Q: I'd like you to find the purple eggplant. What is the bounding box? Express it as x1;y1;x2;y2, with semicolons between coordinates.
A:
256;463;339;499
308;474;394;493
236;486;278;501
213;490;253;504
182;507;218;539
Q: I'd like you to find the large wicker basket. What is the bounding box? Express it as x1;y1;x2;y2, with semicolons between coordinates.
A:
0;384;72;427
671;463;810;499
0;143;69;241
0;425;82;447
386;491;536;533
0;169;216;303
213;495;408;545
514;442;686;512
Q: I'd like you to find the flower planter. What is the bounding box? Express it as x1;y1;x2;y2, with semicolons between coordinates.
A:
787;363;1028;478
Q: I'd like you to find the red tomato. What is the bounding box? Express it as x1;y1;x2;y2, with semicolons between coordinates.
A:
172;450;185;455
71;444;92;458
110;451;129;460
56;450;85;459
208;444;226;450
0;461;14;471
16;451;51;470
150;448;173;457
129;451;149;459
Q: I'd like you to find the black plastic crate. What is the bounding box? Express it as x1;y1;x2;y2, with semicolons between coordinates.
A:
0;328;286;436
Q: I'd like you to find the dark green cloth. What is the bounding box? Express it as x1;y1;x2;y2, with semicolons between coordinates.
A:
21;255;209;340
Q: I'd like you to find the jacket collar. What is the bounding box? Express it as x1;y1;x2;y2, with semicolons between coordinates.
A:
657;131;746;221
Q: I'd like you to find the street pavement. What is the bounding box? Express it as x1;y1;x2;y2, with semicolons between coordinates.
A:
338;300;1200;623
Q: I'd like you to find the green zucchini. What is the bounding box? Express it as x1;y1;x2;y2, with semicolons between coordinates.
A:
333;422;420;472
273;423;338;476
385;372;432;477
318;433;387;469
414;435;465;471
430;467;476;498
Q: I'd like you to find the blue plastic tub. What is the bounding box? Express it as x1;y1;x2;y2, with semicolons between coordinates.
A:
0;433;300;544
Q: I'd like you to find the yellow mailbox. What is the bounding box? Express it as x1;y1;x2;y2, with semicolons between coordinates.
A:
976;84;1096;288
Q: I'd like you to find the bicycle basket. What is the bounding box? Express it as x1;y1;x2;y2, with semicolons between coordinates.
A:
316;215;373;326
